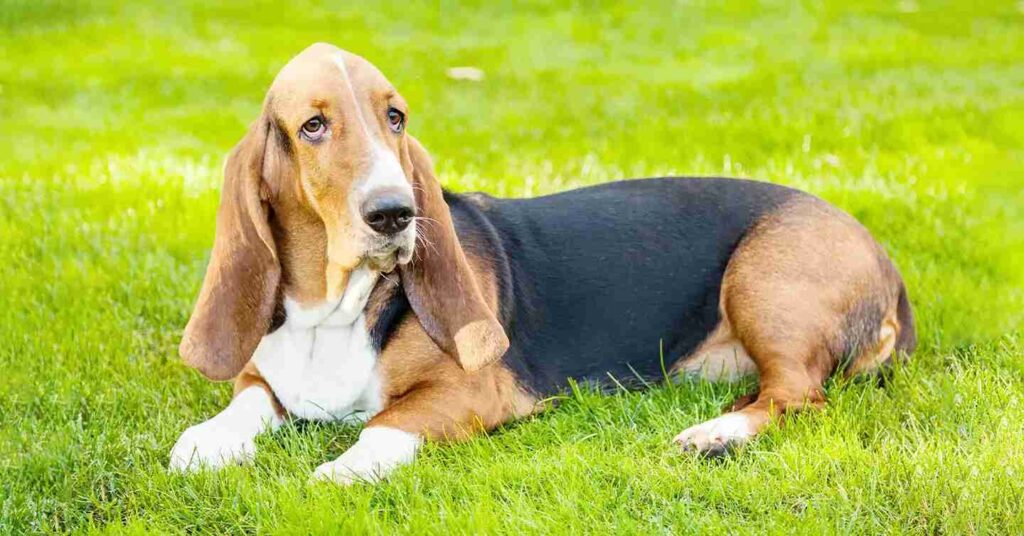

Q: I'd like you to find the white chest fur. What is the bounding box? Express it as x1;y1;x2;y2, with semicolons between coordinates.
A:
252;268;384;422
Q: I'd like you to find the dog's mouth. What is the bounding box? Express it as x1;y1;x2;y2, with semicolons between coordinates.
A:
364;239;414;274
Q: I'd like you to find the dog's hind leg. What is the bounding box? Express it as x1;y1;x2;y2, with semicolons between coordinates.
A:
673;196;913;456
673;334;830;456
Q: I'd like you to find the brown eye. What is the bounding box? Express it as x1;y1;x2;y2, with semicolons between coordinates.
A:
300;116;327;141
386;107;405;133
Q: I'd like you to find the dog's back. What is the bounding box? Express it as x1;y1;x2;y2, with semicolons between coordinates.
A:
447;177;803;393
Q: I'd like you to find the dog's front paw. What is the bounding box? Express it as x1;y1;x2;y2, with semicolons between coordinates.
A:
673;412;754;457
311;454;376;486
310;427;422;486
169;421;256;472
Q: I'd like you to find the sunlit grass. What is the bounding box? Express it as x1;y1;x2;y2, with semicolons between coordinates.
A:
1;1;1022;533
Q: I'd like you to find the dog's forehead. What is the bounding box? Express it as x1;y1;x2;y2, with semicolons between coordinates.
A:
268;43;393;111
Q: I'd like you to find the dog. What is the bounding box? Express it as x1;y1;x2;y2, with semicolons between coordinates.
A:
169;43;915;484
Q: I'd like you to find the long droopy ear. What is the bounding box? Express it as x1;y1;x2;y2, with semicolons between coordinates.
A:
179;117;282;381
400;136;510;371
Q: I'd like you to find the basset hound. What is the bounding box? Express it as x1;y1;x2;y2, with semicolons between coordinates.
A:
169;43;916;484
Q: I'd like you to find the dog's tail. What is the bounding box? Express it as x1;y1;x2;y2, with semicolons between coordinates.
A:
894;281;917;357
839;276;915;379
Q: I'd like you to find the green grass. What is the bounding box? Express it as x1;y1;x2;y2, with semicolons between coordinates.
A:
2;0;1023;533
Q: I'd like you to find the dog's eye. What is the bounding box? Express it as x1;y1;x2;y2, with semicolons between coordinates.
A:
386;107;405;133
300;116;327;141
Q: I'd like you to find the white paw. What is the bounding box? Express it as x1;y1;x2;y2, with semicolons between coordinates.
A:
673;412;754;456
169;421;257;472
310;427;421;486
311;453;379;485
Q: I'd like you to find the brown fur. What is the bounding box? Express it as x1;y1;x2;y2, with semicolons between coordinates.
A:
179;117;282;381
233;361;287;418
185;43;913;458
180;43;525;443
399;137;510;372
180;43;508;384
363;229;536;440
674;196;913;437
370;314;538;441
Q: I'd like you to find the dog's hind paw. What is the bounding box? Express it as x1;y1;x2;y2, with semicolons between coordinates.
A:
673;412;754;457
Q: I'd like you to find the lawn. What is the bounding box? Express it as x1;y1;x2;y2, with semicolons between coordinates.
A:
1;0;1023;533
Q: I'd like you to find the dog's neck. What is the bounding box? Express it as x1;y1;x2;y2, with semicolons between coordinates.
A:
253;263;384;422
283;266;380;329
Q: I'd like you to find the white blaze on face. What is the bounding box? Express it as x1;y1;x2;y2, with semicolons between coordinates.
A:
331;54;412;199
331;53;416;262
358;142;411;197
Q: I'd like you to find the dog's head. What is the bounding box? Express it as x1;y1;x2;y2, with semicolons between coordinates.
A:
180;43;508;380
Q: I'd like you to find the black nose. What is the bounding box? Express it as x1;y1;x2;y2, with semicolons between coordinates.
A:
361;192;414;235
